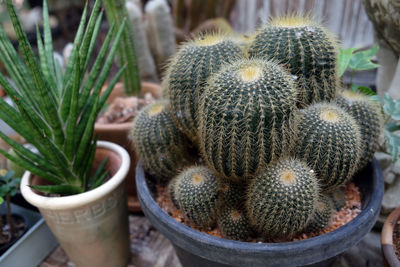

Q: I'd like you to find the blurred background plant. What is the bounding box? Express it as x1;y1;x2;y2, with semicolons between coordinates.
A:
0;168;20;245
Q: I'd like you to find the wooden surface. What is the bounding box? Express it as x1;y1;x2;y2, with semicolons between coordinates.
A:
40;215;181;267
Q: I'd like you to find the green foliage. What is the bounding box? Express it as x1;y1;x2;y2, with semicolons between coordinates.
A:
348;45;379;71
103;0;141;95
338;45;379;76
0;0;124;195
0;169;20;204
246;158;320;239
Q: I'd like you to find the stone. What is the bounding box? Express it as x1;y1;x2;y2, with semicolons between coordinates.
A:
384;171;396;184
382;177;400;215
392;159;400;175
375;152;393;171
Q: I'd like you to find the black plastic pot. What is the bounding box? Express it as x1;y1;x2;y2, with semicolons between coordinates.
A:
136;159;384;267
0;214;27;256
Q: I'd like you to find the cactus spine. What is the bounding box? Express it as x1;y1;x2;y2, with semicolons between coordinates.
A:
167;34;243;142
126;1;158;82
295;103;361;191
217;206;252;241
174;166;220;228
198;59;298;181
335;90;382;171
130;100;191;181
248;15;339;106
246;158;320;238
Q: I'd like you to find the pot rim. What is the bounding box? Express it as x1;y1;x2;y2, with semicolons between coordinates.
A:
20;141;130;210
137;159;384;264
382;206;400;265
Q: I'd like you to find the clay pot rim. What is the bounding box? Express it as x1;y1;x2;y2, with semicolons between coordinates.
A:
20;141;130;210
94;121;133;131
382;206;400;265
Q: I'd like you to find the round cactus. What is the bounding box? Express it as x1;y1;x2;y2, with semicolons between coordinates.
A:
174;166;220;228
335;90;382;171
295;103;361;191
167;33;243;142
217;180;246;210
246;158;320;239
130;100;192;181
305;194;334;232
198;59;298;181
217;206;252;241
248;15;339;107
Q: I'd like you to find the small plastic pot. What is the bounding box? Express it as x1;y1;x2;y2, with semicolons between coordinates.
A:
136;159;384;267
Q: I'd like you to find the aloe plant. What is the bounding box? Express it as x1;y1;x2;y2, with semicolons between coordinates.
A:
0;0;126;195
103;0;141;96
0;169;20;241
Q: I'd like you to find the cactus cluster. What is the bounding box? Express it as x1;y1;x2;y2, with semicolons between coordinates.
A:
248;15;339;107
131;16;382;241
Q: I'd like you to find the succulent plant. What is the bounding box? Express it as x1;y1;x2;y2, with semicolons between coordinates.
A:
335;90;382;171
130;100;192;181
248;15;339;107
104;0;141;95
217;206;252;241
167;33;243;142
145;0;177;74
0;0;124;195
125;1;158;82
198;59;298;181
173;166;220;228
295;103;361;191
305;194;334;233
246;158;320;239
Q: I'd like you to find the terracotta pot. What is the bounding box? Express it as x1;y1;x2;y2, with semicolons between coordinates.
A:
382;206;400;267
95;82;161;212
20;141;131;267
